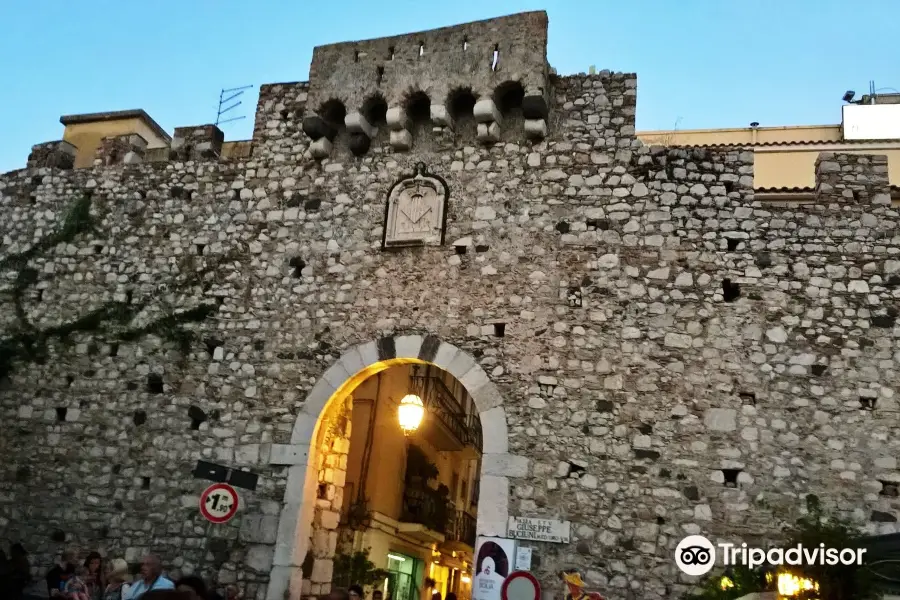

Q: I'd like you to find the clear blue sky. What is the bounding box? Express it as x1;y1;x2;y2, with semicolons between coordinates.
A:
1;0;896;174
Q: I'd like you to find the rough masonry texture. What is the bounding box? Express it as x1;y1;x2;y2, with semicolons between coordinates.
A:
2;10;900;600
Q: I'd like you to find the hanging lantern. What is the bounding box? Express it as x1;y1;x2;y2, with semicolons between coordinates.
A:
398;394;425;434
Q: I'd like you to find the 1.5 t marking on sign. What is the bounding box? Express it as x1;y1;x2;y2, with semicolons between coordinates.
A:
199;483;239;524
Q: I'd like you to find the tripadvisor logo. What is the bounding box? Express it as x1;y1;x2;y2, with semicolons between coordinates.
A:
675;535;867;576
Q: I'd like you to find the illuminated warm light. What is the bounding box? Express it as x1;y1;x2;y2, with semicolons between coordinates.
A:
398;394;425;434
388;554;407;562
719;576;734;591
777;572;819;596
461;576;471;585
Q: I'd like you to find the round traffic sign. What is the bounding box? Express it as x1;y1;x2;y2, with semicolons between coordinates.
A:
501;571;541;600
199;483;239;524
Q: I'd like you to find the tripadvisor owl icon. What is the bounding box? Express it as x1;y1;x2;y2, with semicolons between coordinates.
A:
675;535;716;576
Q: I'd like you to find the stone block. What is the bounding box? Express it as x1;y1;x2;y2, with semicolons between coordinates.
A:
270;444;310;465
235;444;261;465
524;119;547;139
246;545;275;572
389;129;412;151
171;125;224;160
704;408;737;432
345;111;376;138
239;514;279;544
27;141;76;169
310;137;333;159
482;453;529;477
473;98;501;124
319;509;340;530
95;134;148;166
310;558;333;584
430;104;452;127
386;107;410;131
476;122;500;143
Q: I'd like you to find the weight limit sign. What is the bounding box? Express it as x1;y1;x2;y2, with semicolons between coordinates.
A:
199;483;239;524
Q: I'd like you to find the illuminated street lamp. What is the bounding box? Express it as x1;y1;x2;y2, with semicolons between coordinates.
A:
398;394;425;435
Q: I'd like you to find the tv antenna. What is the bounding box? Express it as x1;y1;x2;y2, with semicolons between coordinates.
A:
215;85;254;126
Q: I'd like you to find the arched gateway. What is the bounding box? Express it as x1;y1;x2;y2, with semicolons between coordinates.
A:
265;333;528;600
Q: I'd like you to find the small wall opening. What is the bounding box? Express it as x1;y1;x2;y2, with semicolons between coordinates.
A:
494;81;525;116
319;99;347;128
880;481;899;497
405;91;431;125
491;44;500;71
860;396;877;410
722;469;741;487
448;87;477;136
388;46;395;60
463;37;468;51
418;42;424;57
362;94;388;128
376;66;384;86
722;279;741;302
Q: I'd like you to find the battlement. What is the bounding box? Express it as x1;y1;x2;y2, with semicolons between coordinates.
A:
815;152;892;205
302;11;552;157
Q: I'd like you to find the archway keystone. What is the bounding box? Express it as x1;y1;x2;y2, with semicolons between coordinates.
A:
266;334;523;600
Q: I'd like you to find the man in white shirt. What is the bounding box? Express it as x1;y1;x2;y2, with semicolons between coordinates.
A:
124;555;175;599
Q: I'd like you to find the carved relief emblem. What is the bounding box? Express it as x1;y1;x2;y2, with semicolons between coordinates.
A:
383;163;449;248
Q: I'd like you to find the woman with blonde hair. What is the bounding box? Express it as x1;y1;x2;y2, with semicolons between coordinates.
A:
102;559;133;600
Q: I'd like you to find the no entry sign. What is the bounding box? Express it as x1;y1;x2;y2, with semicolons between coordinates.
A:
199;483;239;524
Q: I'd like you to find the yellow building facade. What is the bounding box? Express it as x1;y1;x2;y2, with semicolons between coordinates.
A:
60;109;171;169
638;95;900;202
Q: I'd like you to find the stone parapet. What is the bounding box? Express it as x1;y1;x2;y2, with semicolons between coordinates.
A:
170;124;225;161
302;11;551;156
26;140;77;170
815;152;891;204
94;133;148;166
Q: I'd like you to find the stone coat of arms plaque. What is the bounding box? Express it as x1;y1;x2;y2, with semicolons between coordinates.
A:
382;162;449;248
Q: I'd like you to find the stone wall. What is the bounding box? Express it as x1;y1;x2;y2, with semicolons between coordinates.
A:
309;395;351;596
1;12;900;600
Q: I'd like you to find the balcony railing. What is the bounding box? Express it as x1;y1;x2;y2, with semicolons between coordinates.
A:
447;509;477;547
410;374;482;451
401;484;449;533
400;485;477;547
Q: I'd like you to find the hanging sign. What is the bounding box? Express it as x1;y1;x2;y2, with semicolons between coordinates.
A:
514;547;532;571
199;483;239;524
507;516;571;543
473;536;516;600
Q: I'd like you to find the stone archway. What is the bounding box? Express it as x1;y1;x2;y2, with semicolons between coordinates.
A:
266;334;526;600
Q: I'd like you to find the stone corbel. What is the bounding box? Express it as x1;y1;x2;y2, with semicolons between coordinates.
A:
310;137;333;159
302;115;335;141
430;104;453;132
386;106;412;151
345;111;376;157
345;112;376;138
474;98;502;144
302;115;337;160
522;87;549;140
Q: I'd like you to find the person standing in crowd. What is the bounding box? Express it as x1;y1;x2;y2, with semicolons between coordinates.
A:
7;543;31;600
138;592;191;600
47;549;77;597
349;584;364;600
64;565;92;600
84;552;104;599
102;559;133;600
174;575;215;600
123;555;174;599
